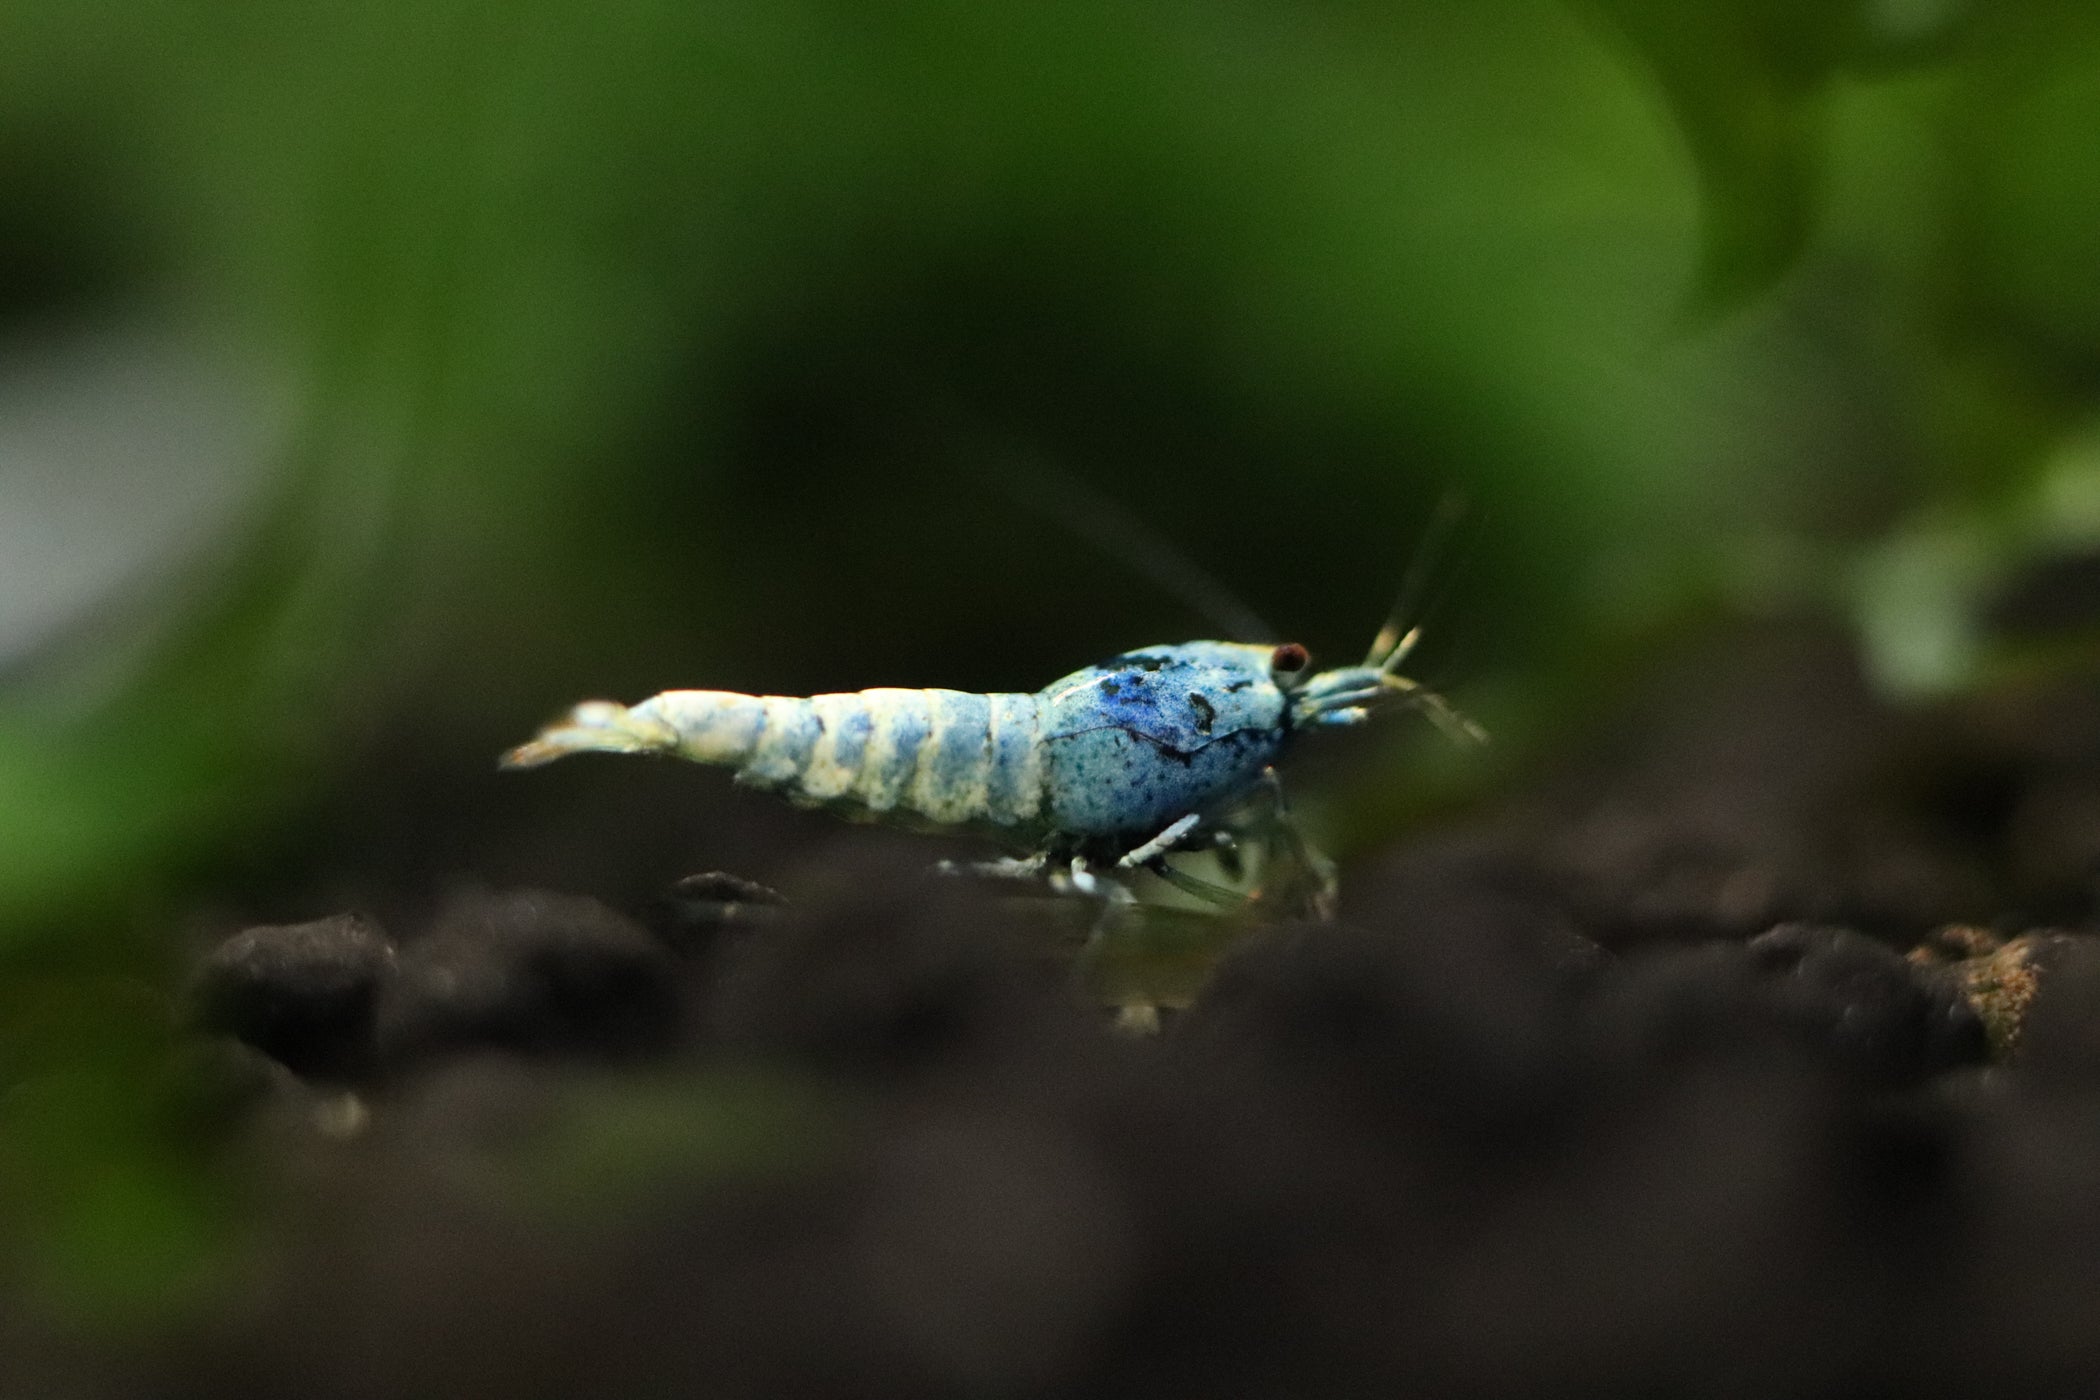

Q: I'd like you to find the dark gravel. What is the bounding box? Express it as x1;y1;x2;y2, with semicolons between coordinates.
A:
187;913;396;1081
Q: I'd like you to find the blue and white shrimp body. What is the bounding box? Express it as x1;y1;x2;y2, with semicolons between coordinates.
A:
504;632;1466;908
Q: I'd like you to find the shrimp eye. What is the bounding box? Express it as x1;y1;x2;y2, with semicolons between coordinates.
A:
1269;642;1310;678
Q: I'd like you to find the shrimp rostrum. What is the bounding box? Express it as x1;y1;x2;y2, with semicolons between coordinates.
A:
503;624;1475;916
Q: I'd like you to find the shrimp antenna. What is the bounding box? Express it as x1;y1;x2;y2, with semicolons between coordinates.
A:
1384;672;1489;746
995;447;1276;643
1366;488;1471;668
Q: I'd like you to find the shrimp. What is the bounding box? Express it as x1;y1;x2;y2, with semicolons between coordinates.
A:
503;622;1477;918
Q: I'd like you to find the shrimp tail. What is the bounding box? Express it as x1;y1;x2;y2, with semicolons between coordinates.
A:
500;699;686;768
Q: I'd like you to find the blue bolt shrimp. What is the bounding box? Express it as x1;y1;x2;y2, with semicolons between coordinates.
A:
503;618;1478;917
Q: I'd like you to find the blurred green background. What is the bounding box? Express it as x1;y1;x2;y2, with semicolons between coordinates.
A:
4;0;2100;1332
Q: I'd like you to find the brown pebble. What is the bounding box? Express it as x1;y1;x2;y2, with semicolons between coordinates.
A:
1913;924;2004;964
1943;932;2092;1061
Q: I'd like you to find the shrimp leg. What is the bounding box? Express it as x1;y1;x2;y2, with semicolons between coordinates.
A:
1116;813;1205;870
1241;768;1338;919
